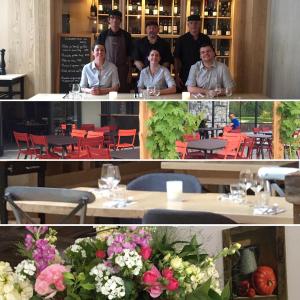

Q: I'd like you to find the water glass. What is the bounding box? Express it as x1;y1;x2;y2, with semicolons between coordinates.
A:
214;84;222;96
255;191;270;209
206;89;216;99
147;86;156;97
101;164;121;190
225;87;233;97
72;83;81;94
250;173;264;195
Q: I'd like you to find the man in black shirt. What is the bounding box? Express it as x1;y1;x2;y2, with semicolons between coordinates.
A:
96;10;132;92
174;15;211;91
133;21;173;71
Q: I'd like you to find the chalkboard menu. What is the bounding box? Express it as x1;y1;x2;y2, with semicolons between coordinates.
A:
58;34;92;93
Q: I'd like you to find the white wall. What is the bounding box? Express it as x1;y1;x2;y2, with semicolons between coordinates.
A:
81;102;101;126
266;0;300;99
173;226;300;298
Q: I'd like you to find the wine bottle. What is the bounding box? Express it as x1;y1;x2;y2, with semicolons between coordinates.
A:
226;23;231;36
217;21;222;35
145;2;150;14
203;26;208;35
90;0;96;17
212;24;216;35
173;22;178;34
204;0;209;16
227;1;231;17
163;20;168;33
168;20;172;34
159;21;164;33
174;0;178;16
213;1;217;17
128;0;133;12
98;3;103;13
137;1;142;12
153;3;158;15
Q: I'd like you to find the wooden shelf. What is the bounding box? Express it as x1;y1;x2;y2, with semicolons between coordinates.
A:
223;227;287;300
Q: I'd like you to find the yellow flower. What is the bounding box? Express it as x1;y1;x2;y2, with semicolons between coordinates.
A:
170;256;183;270
163;253;171;262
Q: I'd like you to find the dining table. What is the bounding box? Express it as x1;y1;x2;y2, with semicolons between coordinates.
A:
187;139;227;158
47;135;77;158
28;93;269;101
6;189;293;224
246;133;273;159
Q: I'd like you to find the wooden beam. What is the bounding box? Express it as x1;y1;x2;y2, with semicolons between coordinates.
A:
273;101;284;159
139;102;152;159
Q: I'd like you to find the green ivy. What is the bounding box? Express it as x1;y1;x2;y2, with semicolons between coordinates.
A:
145;102;203;159
277;102;300;159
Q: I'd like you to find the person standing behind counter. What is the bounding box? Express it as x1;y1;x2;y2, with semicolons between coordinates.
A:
96;10;132;93
133;21;173;71
174;15;211;91
186;44;235;96
137;49;176;95
80;43;119;95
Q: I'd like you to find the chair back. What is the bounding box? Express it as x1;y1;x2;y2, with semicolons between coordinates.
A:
223;125;232;133
142;209;236;224
238;137;255;159
71;129;87;138
87;147;111;159
252;127;262;134
183;133;200;142
13;131;31;148
127;173;202;193
220;136;242;159
175;141;187;159
116;129;136;149
82;136;104;149
87;131;105;138
5;186;95;224
81;124;95;131
30;134;48;147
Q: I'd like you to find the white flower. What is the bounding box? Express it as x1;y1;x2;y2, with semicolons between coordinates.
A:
114;249;143;276
15;260;36;281
101;276;125;299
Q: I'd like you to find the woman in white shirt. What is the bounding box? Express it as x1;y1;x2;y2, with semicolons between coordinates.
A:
137;49;176;95
80;43;120;95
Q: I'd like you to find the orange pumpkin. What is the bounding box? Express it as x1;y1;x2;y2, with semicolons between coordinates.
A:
252;266;277;295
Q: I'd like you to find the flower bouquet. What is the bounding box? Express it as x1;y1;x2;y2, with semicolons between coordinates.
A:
0;226;240;300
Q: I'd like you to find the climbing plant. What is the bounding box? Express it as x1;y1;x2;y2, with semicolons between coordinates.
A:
146;101;203;159
277;102;300;158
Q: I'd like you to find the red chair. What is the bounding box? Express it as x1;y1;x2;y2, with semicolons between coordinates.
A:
183;133;200;142
175;141;187;159
87;147;112;159
13;131;38;159
81;124;95;131
60;123;76;136
87;131;104;138
30;135;61;159
71;129;87;138
115;129;136;150
252;127;262;134
223;125;232;134
238;137;256;159
212;136;243;159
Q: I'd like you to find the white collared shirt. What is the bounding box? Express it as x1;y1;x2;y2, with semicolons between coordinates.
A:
186;60;235;90
137;65;175;90
80;60;120;88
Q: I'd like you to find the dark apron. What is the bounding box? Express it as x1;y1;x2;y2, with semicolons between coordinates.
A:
105;34;130;93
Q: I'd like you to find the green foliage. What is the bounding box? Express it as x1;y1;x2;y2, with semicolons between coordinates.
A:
278;102;300;158
145;101;203;159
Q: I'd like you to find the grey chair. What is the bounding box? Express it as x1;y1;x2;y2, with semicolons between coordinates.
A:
4;186;95;224
127;173;202;193
142;209;237;224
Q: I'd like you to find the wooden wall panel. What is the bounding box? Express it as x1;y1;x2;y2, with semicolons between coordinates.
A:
0;0;53;98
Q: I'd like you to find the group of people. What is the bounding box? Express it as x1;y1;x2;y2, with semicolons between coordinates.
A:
80;9;235;96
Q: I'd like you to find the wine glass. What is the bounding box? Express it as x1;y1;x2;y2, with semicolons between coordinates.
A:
239;169;253;204
153;86;160;97
225;87;233;97
214;84;222;97
250;173;264;196
147;86;155;97
72;84;81;100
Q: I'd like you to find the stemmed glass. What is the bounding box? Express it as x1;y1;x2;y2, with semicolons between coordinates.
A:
250;173;264;196
239;169;253;204
100;164;121;190
71;84;81;100
214;84;222;97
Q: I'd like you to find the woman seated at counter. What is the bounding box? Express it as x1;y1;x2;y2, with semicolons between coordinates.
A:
80;43;120;95
137;49;176;95
186;43;235;96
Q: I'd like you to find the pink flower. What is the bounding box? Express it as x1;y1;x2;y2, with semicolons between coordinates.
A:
140;246;152;260
96;250;106;259
142;265;161;285
149;285;164;298
35;264;67;297
166;277;179;291
162;268;173;279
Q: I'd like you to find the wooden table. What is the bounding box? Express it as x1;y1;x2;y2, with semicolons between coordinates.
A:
187;139;227;158
29;93;269;101
161;161;295;186
111;148;140;159
0;74;26;99
6;189;293;224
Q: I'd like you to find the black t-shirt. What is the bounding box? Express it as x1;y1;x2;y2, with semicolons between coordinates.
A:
174;32;211;84
133;36;174;67
97;28;132;57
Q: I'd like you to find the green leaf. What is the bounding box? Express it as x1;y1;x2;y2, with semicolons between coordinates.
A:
64;272;75;281
80;283;95;290
221;282;231;300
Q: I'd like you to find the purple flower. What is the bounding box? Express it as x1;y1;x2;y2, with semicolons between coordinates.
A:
33;239;56;273
25;234;34;250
